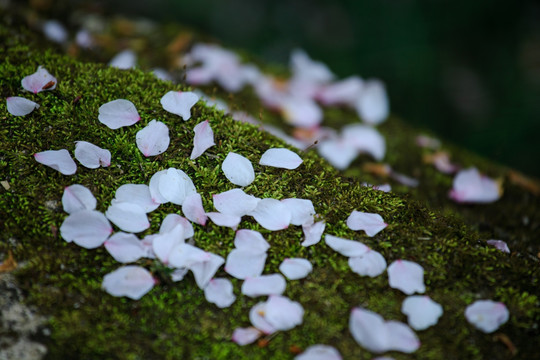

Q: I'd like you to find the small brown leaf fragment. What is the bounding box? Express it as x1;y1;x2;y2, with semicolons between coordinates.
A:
493;333;517;356
72;95;82;105
0;251;17;273
508;170;540;195
257;338;270;348
41;80;56;90
289;345;303;355
363;162;392;177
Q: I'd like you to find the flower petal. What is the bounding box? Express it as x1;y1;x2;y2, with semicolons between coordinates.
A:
342;124;386;161
105;202;150;233
34;149;77;175
281;198;315;226
259;148;303;170
317;138;359;170
102;265;155;300
384;321;421;353
113;184;159;213
279;258;313;280
98;99;140;129
354;80;389;125
136;120;170;157
302;221;325;247
249;198;291;231
225;249;267;279
234;229;270;253
213;189;260;217
160;213;194;238
60;210;112;248
465;300;509;333
6;97;40;116
249;302;276;334
265;295;304;331
158;168;197;205
295;344;342;360
109;49;136;69
206;212;241;229
152;224;185;264
449;167;501;204
325;234;369;257
486;239;510;253
232;327;262;346
104;232;146;263
160;90;199;120
222;152;255;186
387;260;425;295
401;296;443;331
42;20;68;44
74;141;111;168
204;278;236;308
346;211;387;237
241;274;286;297
191;120;215;159
62;184;97;214
182;193;208;225
348;249;387;277
21;66;57;94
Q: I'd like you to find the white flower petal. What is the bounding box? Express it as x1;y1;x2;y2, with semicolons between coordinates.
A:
60;210;112;248
171;268;189;282
170;246;224;288
342;124;386;161
213;189;260;217
191;120;215;159
206;212;241;229
387;260;425;295
241;274;286;297
160;90;199;120
148;169;169;204
102;265;155;300
182;193;208;225
42;20;68;44
348;250;387;277
355;80;389;125
74;141;111;168
249;198;291;231
234;229;270;253
465;300;509;333
449;167;501;204
113;184;159;213
302;221;325;247
259;148;303;170
109;49;136;69
384;321;421;353
281;97;323;128
232;327;262;346
486;239;510;253
6;97;40;116
158;168;197;205
62;184;97;214
104;232;146;263
325;235;369;257
401;296;443;331
316;75;364;107
225;249;267;279
152;224;185;264
249;302;276;334
21;66;57;94
317;138;359;170
295;344;342;360
160;213;194;238
136;120;170;157
222;152;255;186
279;258;313;280
34;149;77;175
346;211;387;237
265;295;304;331
281;198;315;226
105;202;150;233
98;99;140;129
204;278;236;308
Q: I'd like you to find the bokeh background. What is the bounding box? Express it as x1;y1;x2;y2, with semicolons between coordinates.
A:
91;0;540;176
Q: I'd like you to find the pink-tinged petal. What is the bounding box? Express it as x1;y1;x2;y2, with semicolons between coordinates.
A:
171;268;188;282
232;327;262;346
279;258;312;280
486;239;510;253
113;184;159;213
241;274;286;297
42;20;68;43
75;29;93;48
290;49;334;84
191;120;215;159
60;210;112;249
348;249;387;277
182;193;207;225
151;68;172;82
302;221;325;247
354;80;389;125
249;302;277;334
190;252;225;289
160;213;194;238
141;234;157;259
281;198;315;226
213;189;260;217
317;138;359;170
465;300;509;333
152;224;185;264
316;75;364;107
390;170;419;188
259;148;303;170
222;152;255;186
136;120;170;157
34;149;76;175
160;90;199;120
109;49;136;69
21;66;57;94
74;141;111;168
148;169;169;204
265;295;304;331
168;243;209;269
342;124;386;161
98;99;140;129
449;167;501;204
225;249;267;279
102;265;155;300
104;232;146;263
346;211;387;237
6;97;40;116
234;229;270;253
280;97;323;128
249;198;291;231
384;321;421;353
105;202;150;233
325;235;369;257
206;212;241;229
387;260;425;295
295;344;342;360
158;168;197;205
204;278;236;308
62;184;96;214
401;296;443;331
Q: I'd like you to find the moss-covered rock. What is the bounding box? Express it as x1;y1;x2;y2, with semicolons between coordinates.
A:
1;7;539;360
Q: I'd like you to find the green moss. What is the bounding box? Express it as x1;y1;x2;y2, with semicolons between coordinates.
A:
1;12;539;360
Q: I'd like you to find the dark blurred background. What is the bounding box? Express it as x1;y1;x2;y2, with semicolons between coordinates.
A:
96;0;540;176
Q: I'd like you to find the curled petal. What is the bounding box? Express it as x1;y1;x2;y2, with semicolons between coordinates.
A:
295;344;342;360
281;198;315;226
21;66;57;94
60;210;112;248
204;278;236;308
387;260;425;295
113;184;159;213
105;202;150;233
136;120;170;157
225;249;267;279
279;258;313;280
241;274;286;297
259;148;303;170
74;141;111;168
232;327;262;346
213;189;260;217
249;302;276;334
98;99;140;129
6;97;40;116
222;152;255;186
104;232;146;263
348;249;387;277
249;198;291;231
325;235;369;257
62;184;97;214
401;296;444;331
34;149;76;175
346;210;387;237
265;295;304;331
191;120;215;159
102;265;155;300
206;212;241;229
182;193;207;225
465;300;509;333
302;221;325;247
160;90;199;120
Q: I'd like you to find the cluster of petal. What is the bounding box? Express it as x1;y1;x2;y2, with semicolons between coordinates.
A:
109;49;136;69
346;210;387;237
279;258;313;280
222;152;255;186
259;148;303;169
102;265;155;300
21;66;57;94
204;278;236;308
160;91;199;120
401;296;443;330
34;149;77;175
74;141;111;168
6;97;40;116
465;300;509;333
449;167;501;204
387;260;426;295
295;345;342;360
98;99;140;129
136;120;170;157
348;249;387;277
62;184;97;214
191;120;215;159
325;235;369;257
60;209;112;248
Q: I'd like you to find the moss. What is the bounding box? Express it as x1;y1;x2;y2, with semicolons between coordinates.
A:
1;9;540;360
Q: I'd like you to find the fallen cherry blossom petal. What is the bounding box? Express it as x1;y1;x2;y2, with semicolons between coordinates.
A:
113;184;159;213
249;302;277;334
182;193;207;225
168;243;209;268
302;221;325;247
109;49;136;69
449;167;501;204
60;210;112;249
204;278;236;308
98;99;140;129
316;75;364;107
140;234;157;259
281;97;323;128
348;249;387;277
486;240;510;253
295;344;342;360
75;29;93;48
62;184;96;214
259;148;303;170
387;260;425;295
152;224;185;264
265;295;304;331
187;250;225;288
291;49;334;84
158;168;197;205
249;198;291;231
232;327;262;346
346;211;388;237
191;120;215;159
34;149;77;175
206;212;241;229
279;258;313;280
102;265;155;300
213;189;260;217
74;141;111;168
171;268;188;282
136;120;170;157
465;300;509;333
401;295;443;331
160;213;194;238
21;66;57;94
325;235;369;257
281;198;315;226
104;232;146;263
342;124;386;161
6;97;40;116
241;274;286;297
160;90;199;120
222;152;255;186
234;229;270;253
225;249;267;279
317;138;359;170
148;170;169;204
42;20;67;43
354;80;389;125
105;202;150;233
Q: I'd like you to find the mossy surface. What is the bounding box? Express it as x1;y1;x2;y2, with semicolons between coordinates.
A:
1;9;540;360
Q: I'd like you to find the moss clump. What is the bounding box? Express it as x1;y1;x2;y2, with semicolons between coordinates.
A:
1;11;539;360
